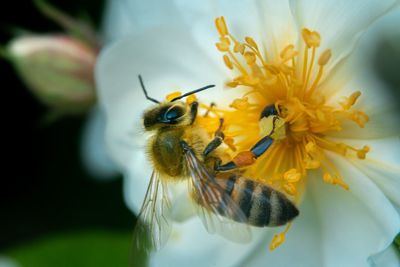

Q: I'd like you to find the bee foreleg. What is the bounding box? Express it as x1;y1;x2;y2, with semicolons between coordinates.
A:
203;118;225;157
203;102;216;117
189;101;199;125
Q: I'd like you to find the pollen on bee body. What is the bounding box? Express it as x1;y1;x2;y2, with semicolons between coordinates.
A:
166;91;182;101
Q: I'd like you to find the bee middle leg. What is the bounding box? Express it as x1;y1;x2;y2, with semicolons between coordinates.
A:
203;118;225;157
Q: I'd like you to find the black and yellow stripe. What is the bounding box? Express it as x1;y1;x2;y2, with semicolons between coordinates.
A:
216;173;299;227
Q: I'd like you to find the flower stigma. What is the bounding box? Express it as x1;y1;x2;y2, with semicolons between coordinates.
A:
194;16;371;250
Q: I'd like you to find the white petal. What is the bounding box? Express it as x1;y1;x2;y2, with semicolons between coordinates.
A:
101;0;185;43
320;8;400;139
101;0;134;43
150;218;269;267
368;244;400;267
173;0;298;63
290;0;398;66
309;153;400;267
341;137;400;207
255;0;298;59
121;149;151;214
240;191;323;267
81;108;119;180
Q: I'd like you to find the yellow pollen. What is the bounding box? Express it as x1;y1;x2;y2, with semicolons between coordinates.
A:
194;16;372;251
186;94;197;105
166;91;181;101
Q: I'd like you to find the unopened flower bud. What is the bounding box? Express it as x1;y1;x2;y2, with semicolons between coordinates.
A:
5;35;97;114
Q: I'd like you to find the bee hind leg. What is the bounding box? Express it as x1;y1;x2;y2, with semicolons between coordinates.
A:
215;117;278;172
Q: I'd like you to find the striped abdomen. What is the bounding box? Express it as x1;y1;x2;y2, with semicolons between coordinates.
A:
217;173;299;227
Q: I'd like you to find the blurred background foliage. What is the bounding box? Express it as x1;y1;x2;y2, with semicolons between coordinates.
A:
0;1;399;267
0;0;139;266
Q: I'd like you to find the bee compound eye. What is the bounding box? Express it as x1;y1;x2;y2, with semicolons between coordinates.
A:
165;106;183;121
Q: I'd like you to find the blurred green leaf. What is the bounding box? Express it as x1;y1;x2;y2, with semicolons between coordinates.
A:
4;230;147;267
395;233;400;252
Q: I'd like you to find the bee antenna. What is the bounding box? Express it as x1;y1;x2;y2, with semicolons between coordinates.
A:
170;84;215;102
138;75;160;104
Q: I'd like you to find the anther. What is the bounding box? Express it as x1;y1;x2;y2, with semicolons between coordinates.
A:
305;141;317;153
283;182;297;196
234;42;245;54
318;49;332;66
216;37;231;52
323;173;349;190
351;111;369;128
283;168;301;183
223;55;234;69
244;51;257;65
245;37;259;50
357;145;370;159
280;45;298;62
230;97;250;110
302;28;321;48
215;16;228;36
304;158;321;169
226;81;239;88
270;233;285;251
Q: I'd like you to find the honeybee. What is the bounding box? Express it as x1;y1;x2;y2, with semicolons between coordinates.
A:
134;75;299;253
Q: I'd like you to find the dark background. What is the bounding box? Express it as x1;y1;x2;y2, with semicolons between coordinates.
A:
0;0;134;253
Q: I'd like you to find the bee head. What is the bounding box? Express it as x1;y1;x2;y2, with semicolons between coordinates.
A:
138;75;214;131
143;101;191;131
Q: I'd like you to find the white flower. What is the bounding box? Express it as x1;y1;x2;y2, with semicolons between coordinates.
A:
97;1;400;266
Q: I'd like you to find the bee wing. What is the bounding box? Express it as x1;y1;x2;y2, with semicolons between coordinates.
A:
182;148;252;243
133;171;172;255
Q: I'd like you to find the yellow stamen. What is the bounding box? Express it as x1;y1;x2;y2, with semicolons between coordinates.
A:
203;16;371;251
283;168;301;183
223;54;234;69
270;233;285;251
215;16;228;36
270;223;292;251
245;36;259;50
302;28;321;48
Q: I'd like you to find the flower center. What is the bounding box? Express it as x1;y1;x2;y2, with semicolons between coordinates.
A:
195;17;371;250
